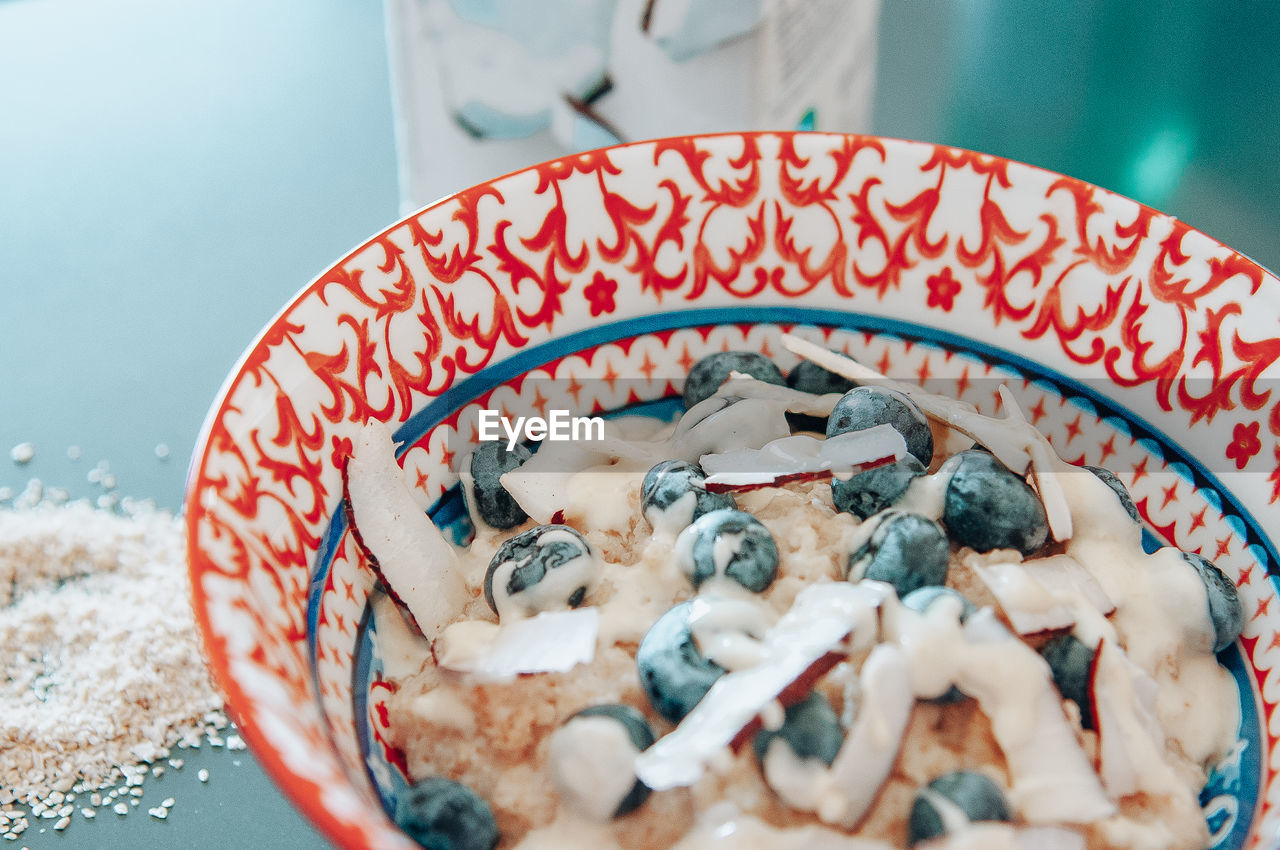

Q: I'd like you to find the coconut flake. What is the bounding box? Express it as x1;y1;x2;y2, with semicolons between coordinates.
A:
966;555;1077;636
633;582;889;791
1090;638;1183;800
668;396;793;461
498;436;642;525
699;427;905;493
371;591;432;681
713;374;844;417
345;421;469;638
1020;555;1115;617
433;607;598;682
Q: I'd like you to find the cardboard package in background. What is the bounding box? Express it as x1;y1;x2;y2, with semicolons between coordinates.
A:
386;0;881;212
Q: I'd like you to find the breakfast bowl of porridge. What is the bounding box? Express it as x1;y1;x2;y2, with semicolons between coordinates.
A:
185;133;1280;849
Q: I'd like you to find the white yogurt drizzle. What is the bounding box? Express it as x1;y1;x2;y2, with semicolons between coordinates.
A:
646;488;700;535
895;467;951;519
668;803;895;850
547;714;642;821
915;822;1087;850
761;740;831;811
883;595;1113;824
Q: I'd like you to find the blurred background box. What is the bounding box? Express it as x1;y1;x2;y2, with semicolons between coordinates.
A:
386;0;881;211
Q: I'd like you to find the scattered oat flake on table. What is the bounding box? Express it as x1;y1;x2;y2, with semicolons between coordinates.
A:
0;498;227;815
8;443;35;464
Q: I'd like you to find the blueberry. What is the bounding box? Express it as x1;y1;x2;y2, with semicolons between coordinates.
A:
908;771;1011;846
1039;633;1097;730
394;776;499;850
1085;464;1140;523
567;704;656;817
831;455;926;519
752;692;844;768
683;351;785;409
786;357;857;396
674;508;779;593
641;460;735;533
941;450;1049;556
826;386;933;466
902;586;976;703
848;512;949;597
469;441;531;529
484;524;598;618
1183;551;1245;653
636;601;727;722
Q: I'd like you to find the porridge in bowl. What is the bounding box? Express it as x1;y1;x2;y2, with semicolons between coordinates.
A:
349;336;1243;850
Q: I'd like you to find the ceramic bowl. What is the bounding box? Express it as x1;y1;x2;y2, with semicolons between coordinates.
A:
186;133;1280;849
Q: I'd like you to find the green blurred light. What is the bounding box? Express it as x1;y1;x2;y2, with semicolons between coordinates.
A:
1127;119;1197;206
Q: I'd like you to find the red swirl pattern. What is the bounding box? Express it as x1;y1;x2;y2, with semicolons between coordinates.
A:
185;133;1280;849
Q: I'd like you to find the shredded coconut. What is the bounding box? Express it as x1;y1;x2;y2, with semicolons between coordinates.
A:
0;498;226;823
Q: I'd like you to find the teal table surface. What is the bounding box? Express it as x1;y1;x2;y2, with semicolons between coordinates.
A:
2;1;1277;847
